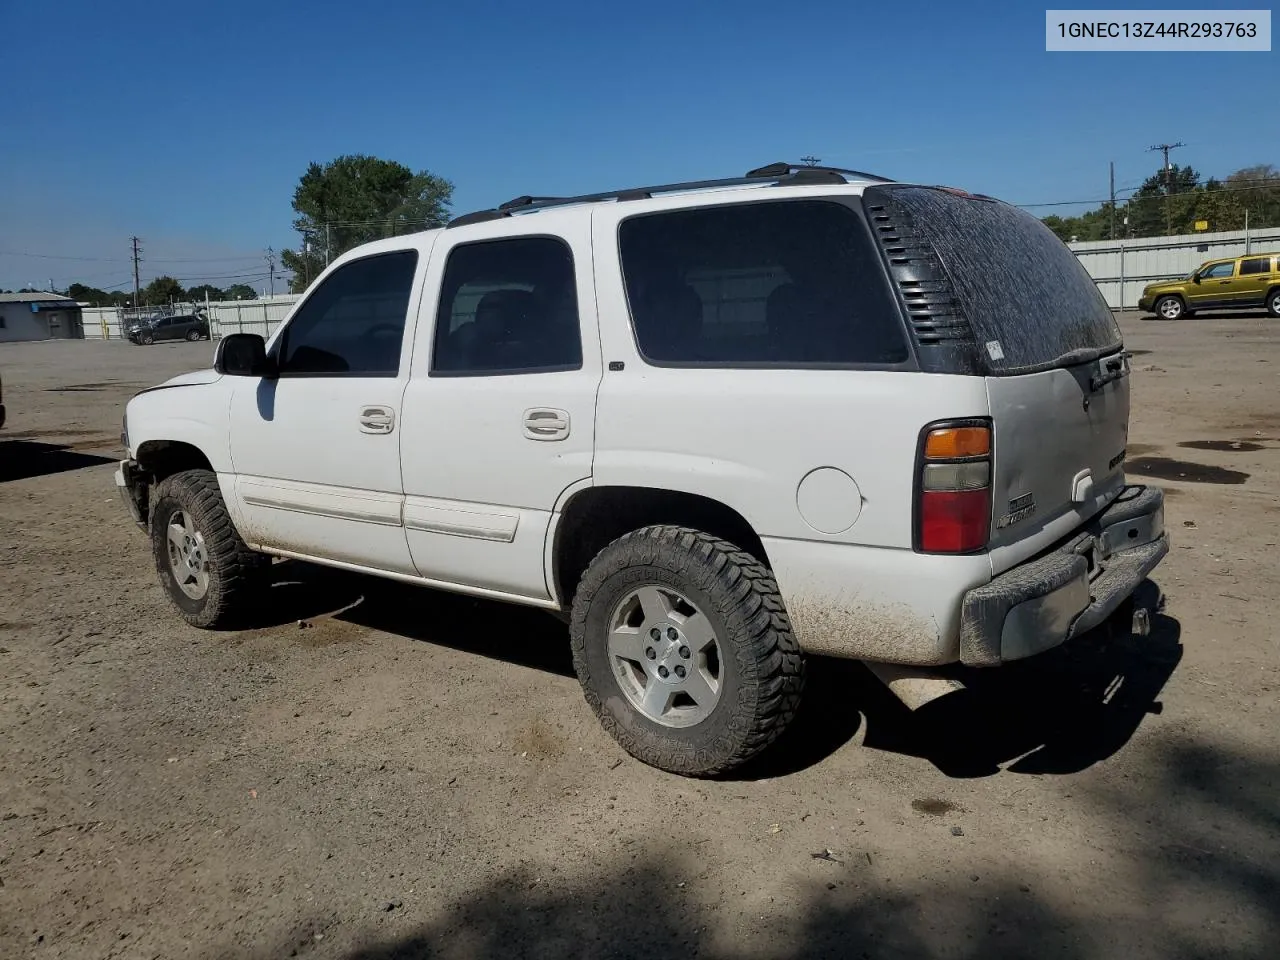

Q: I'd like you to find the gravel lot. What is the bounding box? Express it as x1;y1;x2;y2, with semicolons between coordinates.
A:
2;316;1278;960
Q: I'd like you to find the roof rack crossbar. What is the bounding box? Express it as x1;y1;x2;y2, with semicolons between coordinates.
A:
447;162;895;229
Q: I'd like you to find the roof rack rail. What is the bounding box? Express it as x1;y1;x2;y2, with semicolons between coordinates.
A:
447;162;895;229
745;161;895;183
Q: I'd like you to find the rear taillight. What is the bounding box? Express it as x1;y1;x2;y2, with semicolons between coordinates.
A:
916;421;992;554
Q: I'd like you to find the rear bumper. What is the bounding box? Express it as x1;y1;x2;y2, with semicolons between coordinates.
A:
959;484;1167;666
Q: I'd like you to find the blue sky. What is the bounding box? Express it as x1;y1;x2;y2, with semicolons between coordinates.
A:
1;0;1275;293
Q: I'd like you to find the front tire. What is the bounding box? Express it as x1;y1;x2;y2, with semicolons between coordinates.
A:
140;332;155;344
185;329;201;341
149;469;263;628
1155;296;1184;321
1267;288;1280;318
570;525;804;777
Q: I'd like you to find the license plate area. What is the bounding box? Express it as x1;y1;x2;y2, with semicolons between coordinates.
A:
1072;535;1105;581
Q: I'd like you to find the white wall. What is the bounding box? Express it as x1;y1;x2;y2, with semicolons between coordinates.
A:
1069;228;1280;309
0;303;83;342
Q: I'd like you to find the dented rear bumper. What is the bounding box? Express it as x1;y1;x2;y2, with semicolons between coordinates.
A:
958;485;1168;666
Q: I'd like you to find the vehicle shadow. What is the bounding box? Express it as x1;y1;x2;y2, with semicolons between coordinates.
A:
247;565;1180;779
855;580;1182;778
248;560;574;677
0;439;117;483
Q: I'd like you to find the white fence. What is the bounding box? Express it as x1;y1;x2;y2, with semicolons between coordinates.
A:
81;296;300;341
1069;228;1280;310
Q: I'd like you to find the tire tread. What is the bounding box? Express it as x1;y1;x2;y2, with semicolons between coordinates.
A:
150;469;262;629
570;524;804;777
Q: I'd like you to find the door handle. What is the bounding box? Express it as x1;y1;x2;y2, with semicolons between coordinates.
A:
523;408;570;441
359;405;396;434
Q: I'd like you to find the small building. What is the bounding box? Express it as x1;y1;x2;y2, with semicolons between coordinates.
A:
0;292;85;343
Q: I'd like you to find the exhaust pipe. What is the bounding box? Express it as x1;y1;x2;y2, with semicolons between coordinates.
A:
862;661;966;711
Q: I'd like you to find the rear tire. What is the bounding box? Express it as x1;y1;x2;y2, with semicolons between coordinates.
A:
1155;296;1184;321
149;469;264;629
1267;288;1280;318
570;525;804;777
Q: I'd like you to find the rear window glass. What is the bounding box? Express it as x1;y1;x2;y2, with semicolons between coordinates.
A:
618;200;908;366
867;186;1121;373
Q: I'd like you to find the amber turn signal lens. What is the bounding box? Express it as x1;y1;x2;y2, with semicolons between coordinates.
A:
924;426;990;460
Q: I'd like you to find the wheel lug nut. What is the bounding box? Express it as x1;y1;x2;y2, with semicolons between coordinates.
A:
645;647;656;660
679;645;690;659
650;628;660;640
674;665;686;678
658;666;669;679
667;628;678;640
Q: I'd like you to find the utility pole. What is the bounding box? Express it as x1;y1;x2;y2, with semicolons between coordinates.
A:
325;222;331;267
130;236;142;307
265;246;276;297
1147;142;1184;235
1109;161;1116;241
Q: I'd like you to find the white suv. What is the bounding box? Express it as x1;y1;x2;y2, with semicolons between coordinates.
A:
116;163;1168;776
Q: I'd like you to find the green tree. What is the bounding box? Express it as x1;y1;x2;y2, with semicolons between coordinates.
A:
280;155;453;286
224;284;257;300
1224;164;1280;229
186;283;228;302
66;282;113;304
1123;164;1202;237
143;276;185;305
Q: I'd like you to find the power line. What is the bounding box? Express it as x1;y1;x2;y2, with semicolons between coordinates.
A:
0;250;269;263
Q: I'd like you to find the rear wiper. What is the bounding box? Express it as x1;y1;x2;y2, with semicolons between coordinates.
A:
1055;346;1105;367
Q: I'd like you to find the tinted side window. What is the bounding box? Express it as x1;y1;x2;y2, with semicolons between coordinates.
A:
619;201;908;366
1240;257;1270;275
1202;262;1235;279
277;251;417;377
432;237;581;375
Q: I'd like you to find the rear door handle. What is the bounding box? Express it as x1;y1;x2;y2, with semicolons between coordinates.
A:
359;405;396;434
523;408;570;441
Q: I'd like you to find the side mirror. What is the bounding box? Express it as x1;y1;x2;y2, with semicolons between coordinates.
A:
1191;274;1201;284
214;333;275;378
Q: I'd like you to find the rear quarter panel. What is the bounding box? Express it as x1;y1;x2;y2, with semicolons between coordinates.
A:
590;200;994;663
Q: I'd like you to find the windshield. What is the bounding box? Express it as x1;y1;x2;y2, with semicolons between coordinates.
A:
864;185;1122;374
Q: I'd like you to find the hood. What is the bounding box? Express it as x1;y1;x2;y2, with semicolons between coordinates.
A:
135;368;222;396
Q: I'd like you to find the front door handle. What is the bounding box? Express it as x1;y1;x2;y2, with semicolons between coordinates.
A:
359;405;396;434
523;408;570;441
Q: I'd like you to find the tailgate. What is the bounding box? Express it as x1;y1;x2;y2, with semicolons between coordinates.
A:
986;352;1130;568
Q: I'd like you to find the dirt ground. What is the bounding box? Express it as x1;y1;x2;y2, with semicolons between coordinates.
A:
1;316;1278;960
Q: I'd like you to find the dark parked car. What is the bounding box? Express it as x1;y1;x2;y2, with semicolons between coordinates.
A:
127;314;211;345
